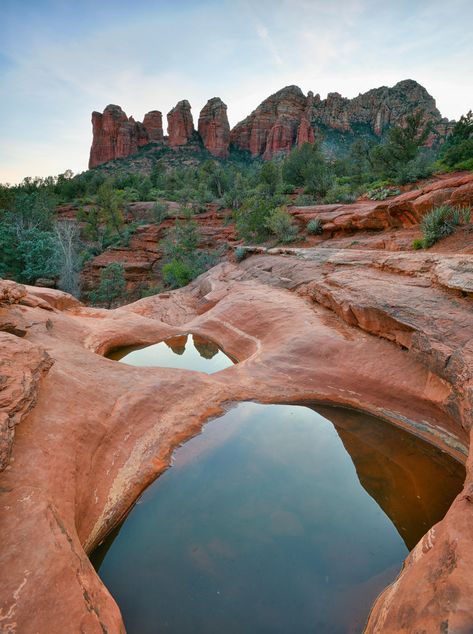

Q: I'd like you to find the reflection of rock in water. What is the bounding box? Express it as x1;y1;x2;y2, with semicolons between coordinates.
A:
165;335;188;355
315;405;465;551
193;334;219;360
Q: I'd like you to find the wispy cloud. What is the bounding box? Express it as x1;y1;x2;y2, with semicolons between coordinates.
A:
0;0;472;182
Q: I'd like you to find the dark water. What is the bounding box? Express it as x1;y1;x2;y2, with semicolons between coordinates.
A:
107;333;234;373
92;403;465;634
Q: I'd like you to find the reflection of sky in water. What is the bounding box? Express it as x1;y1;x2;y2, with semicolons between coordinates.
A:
92;403;464;634
108;334;234;373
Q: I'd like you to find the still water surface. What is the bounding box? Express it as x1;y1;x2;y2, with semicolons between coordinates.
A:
107;333;234;373
92;402;464;634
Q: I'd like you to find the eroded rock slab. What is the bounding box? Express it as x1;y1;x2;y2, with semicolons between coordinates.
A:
0;246;472;632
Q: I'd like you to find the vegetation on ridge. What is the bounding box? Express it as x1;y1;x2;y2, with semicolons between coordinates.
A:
0;109;472;303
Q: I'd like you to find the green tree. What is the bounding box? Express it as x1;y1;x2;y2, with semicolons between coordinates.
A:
282;143;333;196
265;206;298;243
161;207;218;289
233;194;275;242
259;161;281;196
90;262;126;308
441;110;473;168
371;111;432;179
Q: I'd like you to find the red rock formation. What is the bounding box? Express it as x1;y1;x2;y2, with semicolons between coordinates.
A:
296;116;315;146
167;100;194;146
88;80;450;167
88;105;151;169
289;172;473;237
230;79;446;159
143;110;163;141
198;98;230;158
1;236;473;632
231;85;307;159
80;203;237;300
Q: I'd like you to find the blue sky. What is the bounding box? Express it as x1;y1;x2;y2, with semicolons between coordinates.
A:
1;0;472;183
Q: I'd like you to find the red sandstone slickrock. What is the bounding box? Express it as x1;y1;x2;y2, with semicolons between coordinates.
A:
1;200;473;632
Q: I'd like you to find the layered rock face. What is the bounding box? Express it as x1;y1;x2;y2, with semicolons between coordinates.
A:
230;79;445;159
89;105;149;169
142;110;163;141
230;85;308;159
167;99;194;146
198;97;230;158
1;232;473;632
88;80;449;167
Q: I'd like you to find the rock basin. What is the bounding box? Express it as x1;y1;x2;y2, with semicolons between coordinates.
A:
107;333;235;373
92;402;465;634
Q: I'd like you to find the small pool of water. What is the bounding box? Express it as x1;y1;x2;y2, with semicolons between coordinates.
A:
107;333;234;373
92;403;465;634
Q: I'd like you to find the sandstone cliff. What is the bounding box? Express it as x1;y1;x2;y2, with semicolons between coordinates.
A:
231;79;446;159
198;97;230;158
167;99;194;147
142;110;163;141
89;105;150;169
88;80;449;168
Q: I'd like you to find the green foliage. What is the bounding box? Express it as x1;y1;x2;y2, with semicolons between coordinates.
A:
367;187;401;200
151;201;169;224
283;143;333;197
234;246;246;262
233;194;276;243
294;193;317;206
76;179;129;250
20;229;59;282
306;219;323;235
162;259;195;288
324;183;357;204
454;157;473;171
259;161;281;196
89;262;126;307
440;111;473;169
412;238;424;250
370;111;433;180
0;190;60;283
161;207;218;289
265;206;298;243
419;204;471;248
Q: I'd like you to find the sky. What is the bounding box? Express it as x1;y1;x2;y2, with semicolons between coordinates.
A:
1;0;472;183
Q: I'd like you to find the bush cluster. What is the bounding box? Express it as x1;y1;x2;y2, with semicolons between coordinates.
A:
415;204;471;248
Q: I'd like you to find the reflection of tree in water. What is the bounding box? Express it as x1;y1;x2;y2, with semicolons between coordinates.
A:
165;335;188;356
193;334;219;360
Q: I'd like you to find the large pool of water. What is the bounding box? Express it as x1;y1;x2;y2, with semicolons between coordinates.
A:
107;333;234;373
92;403;464;634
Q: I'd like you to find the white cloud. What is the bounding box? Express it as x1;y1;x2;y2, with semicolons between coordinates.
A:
0;0;472;182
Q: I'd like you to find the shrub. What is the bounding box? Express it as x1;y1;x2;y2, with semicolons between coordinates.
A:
139;283;162;298
412;238;424;250
420;204;470;247
307;219;323;235
294;193;317;206
235;246;246;262
265;206;298;243
233;194;275;243
367;187;401;201
394;151;435;185
162;259;194;288
151;201;169;224
454;157;473;172
90;262;126;308
324;183;357;204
